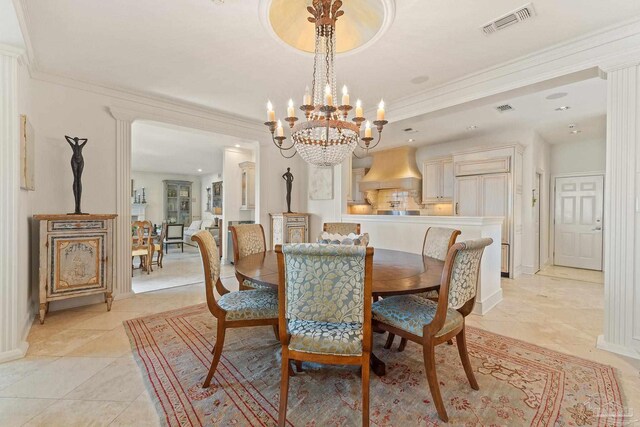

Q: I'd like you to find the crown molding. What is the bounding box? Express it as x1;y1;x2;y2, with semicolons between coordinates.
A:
0;43;24;58
11;0;37;72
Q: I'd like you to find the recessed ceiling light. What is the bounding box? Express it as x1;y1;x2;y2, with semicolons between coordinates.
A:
546;92;568;100
197;168;203;172
555;106;571;111
466;125;478;131
407;138;415;142
235;144;240;147
570;130;582;135
568;123;577;129
410;75;430;84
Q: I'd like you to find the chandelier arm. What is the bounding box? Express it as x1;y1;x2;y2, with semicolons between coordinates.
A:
271;134;296;151
358;131;382;151
279;148;298;159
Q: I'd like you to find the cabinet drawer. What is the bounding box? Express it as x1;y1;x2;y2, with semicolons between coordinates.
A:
286;216;307;224
48;234;107;297
455;157;510;176
49;220;107;232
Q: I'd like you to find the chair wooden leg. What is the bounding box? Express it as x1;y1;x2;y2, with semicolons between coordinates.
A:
398;337;408;352
361;353;371;427
203;322;226;388
456;328;479;390
447;339;454;345
272;324;279;341
278;352;290;427
295;360;303;372
383;333;395;349
423;341;448;422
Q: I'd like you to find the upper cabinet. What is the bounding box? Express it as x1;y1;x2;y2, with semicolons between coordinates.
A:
422;157;454;203
164;180;192;225
349;168;369;204
239;161;255;210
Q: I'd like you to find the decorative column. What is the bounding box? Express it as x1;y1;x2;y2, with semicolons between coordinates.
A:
597;63;640;359
111;109;134;299
0;47;27;362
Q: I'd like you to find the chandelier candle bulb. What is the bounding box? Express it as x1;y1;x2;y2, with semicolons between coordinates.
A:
377;100;385;121
276;120;284;137
364;121;372;138
287;99;295;118
267;101;275;122
355;99;363;118
324;84;333;106
342;85;350;106
303;86;312;106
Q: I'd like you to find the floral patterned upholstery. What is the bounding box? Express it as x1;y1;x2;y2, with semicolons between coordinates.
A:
193;231;220;284
288;319;363;356
372;295;463;337
316;232;370;246
218;289;278;321
281;244;367;356
323;222;360;235
447;238;492;310
233;224;266;259
423;227;459;261
242;279;273;290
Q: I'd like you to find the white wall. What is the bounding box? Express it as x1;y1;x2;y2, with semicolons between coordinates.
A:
130;171;201;225
551;139;606;175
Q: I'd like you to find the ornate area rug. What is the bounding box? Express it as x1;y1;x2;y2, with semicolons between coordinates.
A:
124;304;628;426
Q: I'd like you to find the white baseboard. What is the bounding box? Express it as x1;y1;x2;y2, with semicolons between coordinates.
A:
596;335;640;360
473;288;503;315
0;341;29;364
521;265;536;275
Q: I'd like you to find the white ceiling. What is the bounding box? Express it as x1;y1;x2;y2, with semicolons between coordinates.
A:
22;0;640;121
131;121;250;175
0;0;24;49
381;76;607;148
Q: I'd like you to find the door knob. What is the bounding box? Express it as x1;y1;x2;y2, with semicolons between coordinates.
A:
592;227;602;231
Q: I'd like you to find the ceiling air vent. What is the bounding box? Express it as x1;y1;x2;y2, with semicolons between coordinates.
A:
495;104;514;113
482;3;536;35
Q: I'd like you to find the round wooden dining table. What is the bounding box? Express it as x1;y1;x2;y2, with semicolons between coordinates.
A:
234;248;445;376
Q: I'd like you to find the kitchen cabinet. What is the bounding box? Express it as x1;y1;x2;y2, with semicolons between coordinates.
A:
239;161;255;210
349;168;369;204
422;157;454;203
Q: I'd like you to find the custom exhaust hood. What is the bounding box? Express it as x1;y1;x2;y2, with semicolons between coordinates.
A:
359;146;422;192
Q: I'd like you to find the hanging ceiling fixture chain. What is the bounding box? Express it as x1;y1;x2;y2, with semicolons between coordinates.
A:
263;0;387;166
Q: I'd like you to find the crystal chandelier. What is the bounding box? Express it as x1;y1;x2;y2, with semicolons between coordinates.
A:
263;0;388;166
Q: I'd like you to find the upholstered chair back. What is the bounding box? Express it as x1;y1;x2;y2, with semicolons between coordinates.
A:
231;224;266;261
281;243;367;323
323;222;361;235
165;223;184;240
316;231;370;246
423;227;461;261
191;230;221;313
444;238;493;311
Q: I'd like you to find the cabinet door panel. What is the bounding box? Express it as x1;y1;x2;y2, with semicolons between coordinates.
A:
481;173;509;242
455;176;480;216
423;162;441;202
441;159;454;201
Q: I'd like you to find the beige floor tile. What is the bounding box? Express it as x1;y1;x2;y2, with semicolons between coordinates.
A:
67;326;133;358
0;356;58;390
24;400;129;427
0;357;115;399
0;397;56;427
26;329;107;357
65;357;145;402
71;311;146;331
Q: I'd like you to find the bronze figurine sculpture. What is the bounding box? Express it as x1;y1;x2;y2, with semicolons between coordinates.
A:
66;135;88;215
282;167;294;213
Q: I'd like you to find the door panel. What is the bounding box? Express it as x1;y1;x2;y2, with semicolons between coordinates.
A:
554;175;603;270
481;173;509;243
423;162;441;202
441;159;454;200
455;176;480;216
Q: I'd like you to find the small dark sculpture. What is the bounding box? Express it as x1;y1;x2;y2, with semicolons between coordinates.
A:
282;167;294;213
65;135;88;215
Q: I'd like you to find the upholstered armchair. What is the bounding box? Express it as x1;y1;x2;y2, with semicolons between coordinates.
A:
323;222;361;235
191;230;279;388
276;243;374;427
230;224;274;291
372;238;493;422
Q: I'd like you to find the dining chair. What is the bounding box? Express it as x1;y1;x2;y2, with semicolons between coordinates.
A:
230;224;274;291
132;220;154;275
276;243;374;427
372;238;493;423
387;227;461;351
164;223;185;253
317;231;370;246
323;222;361;235
191;230;280;388
151;223;166;269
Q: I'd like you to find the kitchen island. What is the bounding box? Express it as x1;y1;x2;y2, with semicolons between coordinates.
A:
342;214;503;314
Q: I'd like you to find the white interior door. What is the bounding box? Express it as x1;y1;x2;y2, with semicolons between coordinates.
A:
554;175;603;270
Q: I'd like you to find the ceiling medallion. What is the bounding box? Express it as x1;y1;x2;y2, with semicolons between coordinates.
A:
263;0;388;166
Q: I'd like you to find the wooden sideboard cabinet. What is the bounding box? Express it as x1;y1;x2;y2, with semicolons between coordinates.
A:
270;213;310;249
33;214;117;324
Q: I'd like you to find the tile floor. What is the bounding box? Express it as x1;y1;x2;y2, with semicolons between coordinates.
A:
131;244;204;294
1;268;639;426
536;264;604;284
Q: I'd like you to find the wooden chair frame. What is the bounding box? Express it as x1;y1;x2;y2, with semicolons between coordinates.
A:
151;223;166;269
230;224;267;291
164;223;185;253
322;222;361;235
191;232;280;389
276;244;374;427
372;241;487;423
132;220;154;275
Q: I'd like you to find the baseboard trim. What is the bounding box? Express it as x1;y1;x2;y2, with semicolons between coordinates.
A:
473;288;503;315
596;335;640;360
0;341;29;364
522;265;537;275
116;291;136;300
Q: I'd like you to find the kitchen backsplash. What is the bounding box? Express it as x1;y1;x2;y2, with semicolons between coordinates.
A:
376;189;421;211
